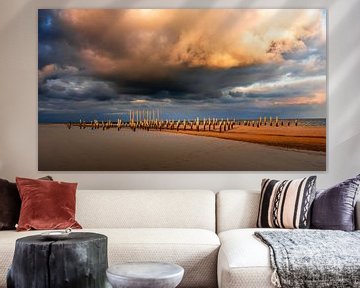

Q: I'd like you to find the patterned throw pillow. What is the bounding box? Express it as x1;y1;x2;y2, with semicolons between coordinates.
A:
257;176;317;229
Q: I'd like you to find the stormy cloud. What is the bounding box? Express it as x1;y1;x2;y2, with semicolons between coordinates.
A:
38;9;326;122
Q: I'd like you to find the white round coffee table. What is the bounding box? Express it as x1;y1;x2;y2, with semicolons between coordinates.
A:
106;262;184;288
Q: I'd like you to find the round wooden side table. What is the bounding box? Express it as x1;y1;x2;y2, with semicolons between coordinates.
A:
106;262;184;288
7;232;108;288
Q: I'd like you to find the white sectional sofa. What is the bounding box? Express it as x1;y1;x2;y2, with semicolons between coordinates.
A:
216;190;360;288
216;190;273;288
1;189;359;288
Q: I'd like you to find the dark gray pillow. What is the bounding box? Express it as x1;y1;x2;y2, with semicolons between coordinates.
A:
311;174;360;231
0;179;20;230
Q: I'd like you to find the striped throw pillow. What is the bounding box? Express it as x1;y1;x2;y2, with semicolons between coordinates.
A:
257;176;317;229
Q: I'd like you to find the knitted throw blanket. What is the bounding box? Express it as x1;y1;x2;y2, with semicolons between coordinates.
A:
255;230;360;288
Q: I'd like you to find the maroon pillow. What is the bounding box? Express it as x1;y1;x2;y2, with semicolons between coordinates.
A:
16;177;82;231
0;176;53;230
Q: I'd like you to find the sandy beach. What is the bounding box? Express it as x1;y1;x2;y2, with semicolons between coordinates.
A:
161;125;326;152
38;124;325;171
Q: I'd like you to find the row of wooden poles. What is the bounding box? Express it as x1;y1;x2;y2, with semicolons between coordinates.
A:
67;117;236;132
244;117;298;127
67;115;299;133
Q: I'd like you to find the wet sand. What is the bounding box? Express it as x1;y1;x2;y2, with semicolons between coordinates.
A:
162;125;326;152
38;124;326;171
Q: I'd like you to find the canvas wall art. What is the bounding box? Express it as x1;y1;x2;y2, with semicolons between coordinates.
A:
38;9;326;171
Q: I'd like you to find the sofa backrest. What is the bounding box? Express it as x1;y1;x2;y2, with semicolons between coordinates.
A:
217;190;360;232
216;190;260;233
76;190;216;231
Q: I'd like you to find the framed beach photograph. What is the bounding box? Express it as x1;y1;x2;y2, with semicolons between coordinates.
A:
38;9;326;171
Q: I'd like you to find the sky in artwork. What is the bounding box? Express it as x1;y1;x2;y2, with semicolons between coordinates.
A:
38;9;326;122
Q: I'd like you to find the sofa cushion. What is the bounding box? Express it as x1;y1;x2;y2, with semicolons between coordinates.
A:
311;174;360;231
16;177;81;231
218;228;279;288
0;176;53;230
76;190;216;231
0;228;220;288
216;190;260;233
0;179;20;231
257;176;316;229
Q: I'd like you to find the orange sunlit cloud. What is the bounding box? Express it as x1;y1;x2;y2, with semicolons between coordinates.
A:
275;91;326;106
59;9;325;71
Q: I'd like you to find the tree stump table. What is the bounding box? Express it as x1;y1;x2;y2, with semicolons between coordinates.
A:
7;232;108;288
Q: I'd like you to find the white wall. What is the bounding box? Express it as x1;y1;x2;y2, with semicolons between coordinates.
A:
0;0;359;191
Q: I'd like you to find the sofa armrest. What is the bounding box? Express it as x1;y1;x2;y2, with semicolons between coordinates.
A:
356;200;360;230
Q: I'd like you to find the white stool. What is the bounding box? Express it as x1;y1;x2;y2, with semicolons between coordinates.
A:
106;262;184;288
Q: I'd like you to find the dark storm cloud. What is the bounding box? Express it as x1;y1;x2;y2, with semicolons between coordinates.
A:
39;75;121;103
38;10;85;69
105;64;281;101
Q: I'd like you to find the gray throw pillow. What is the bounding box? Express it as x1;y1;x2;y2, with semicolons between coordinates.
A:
311;174;360;231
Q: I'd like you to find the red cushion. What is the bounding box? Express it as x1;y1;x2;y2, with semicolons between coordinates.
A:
16;177;82;231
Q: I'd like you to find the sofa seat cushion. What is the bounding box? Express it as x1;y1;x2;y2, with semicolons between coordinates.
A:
218;228;282;288
102;228;220;288
0;228;219;288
